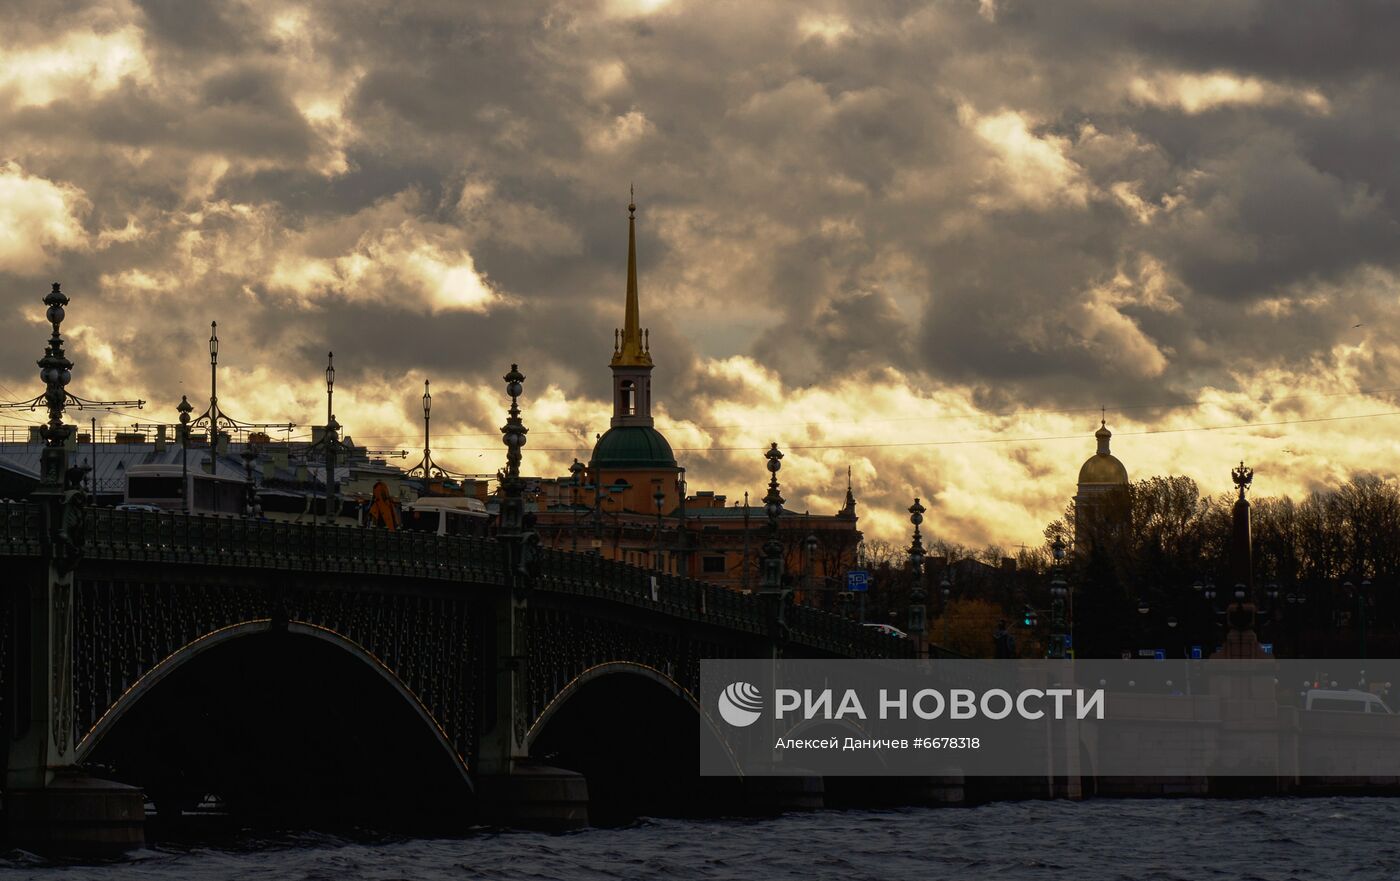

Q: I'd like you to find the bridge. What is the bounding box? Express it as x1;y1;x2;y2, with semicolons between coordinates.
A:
0;286;916;853
0;501;912;848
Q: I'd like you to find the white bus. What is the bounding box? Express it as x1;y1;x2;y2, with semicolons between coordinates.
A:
123;462;247;516
402;496;491;537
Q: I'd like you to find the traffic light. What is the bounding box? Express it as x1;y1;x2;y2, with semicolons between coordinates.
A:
1022;605;1037;627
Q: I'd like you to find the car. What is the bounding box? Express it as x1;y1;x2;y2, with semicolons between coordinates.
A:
114;503;164;513
862;623;908;639
1303;688;1392;714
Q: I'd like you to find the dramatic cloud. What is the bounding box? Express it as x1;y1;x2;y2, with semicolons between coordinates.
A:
3;0;1400;548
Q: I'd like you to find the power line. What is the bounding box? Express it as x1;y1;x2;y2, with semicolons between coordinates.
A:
330;384;1400;442
408;408;1400;454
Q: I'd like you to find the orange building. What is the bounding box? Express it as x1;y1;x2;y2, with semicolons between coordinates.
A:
532;195;862;601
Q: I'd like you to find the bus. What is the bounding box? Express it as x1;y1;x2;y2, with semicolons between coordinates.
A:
402;496;491;537
124;462;247;516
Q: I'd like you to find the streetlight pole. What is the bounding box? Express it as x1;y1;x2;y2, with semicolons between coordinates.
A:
323;352;338;525
568;458;584;553
907;497;927;658
759;442;789;652
1049;537;1067;659
177;395;192;513
676;467;688;577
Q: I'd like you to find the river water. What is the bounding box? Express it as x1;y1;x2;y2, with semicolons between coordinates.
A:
1;798;1397;880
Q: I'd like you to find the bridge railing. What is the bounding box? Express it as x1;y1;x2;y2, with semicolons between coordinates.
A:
534;546;927;657
0;502;507;585
534;546;764;634
0;502;926;657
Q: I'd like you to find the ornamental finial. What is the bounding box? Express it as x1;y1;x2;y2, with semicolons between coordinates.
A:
1232;460;1253;500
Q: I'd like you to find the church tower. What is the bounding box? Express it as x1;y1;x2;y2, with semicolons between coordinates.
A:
590;192;678;514
1073;419;1129;547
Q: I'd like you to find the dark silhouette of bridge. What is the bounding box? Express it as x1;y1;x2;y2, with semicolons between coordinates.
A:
0;284;921;853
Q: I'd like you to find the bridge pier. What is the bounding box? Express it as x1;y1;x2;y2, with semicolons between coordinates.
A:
5;516;144;855
475;763;590;830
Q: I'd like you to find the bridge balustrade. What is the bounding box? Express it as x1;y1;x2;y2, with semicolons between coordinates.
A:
0;503;507;586
0;502;925;659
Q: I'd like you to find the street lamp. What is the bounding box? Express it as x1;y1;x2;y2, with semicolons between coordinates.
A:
907;497;928;655
1049;536;1068;659
177;394;192;513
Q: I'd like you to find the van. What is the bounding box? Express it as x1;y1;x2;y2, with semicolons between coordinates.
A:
1304;688;1392;714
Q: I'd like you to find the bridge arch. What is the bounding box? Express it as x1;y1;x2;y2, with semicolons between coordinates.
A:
526;661;740;822
79;620;469;786
526;661;697;748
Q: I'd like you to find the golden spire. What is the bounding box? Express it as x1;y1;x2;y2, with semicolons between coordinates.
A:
612;185;653;367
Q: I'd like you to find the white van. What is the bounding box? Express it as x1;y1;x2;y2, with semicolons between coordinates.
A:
1304;688;1392;714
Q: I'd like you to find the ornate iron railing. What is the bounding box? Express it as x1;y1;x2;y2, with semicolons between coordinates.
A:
0;502;920;658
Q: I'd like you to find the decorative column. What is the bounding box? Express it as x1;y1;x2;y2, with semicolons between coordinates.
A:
7;284;144;853
477;364;586;828
1213;462;1269;659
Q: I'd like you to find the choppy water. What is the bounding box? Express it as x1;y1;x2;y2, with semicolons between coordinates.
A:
2;798;1398;880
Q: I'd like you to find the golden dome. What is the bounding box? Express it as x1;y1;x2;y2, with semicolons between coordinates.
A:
1077;420;1128;486
1078;454;1128;485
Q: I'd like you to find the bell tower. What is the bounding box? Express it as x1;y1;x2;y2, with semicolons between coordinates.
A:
610;188;654;428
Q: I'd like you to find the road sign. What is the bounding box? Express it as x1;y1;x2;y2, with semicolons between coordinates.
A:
846;569;869;592
1190;645;1203;660
1153;649;1166;661
1260;642;1274;655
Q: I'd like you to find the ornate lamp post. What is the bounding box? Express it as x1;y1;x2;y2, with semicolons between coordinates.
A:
1049;536;1068;659
407;379;448;480
940;573;953;646
323;352;338;525
177;394;192;513
759;442;789;653
676;466;688;577
499;365;527;536
804;528;818;605
760;443;785;592
568;458;585;552
907;497;928;657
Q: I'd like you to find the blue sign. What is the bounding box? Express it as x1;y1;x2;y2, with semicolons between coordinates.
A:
1063;634;1072;649
1260;643;1274;655
1190;645;1203;660
1153;649;1166;661
846;569;869;592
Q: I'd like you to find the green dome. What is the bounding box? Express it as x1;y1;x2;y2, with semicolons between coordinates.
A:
592;425;677;469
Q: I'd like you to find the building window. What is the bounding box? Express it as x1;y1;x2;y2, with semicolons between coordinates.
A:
702;555;726;574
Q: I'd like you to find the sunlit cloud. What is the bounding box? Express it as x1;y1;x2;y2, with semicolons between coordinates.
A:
1128;71;1330;115
2;0;1398;553
0;163;89;271
0;24;149;108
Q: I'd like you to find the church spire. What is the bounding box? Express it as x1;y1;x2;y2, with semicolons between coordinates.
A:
612;186;652;368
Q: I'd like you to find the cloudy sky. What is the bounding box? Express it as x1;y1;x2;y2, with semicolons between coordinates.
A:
3;0;1400;547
